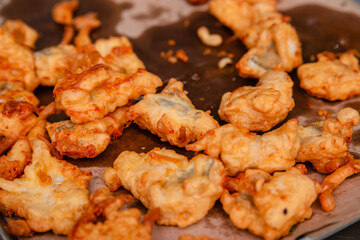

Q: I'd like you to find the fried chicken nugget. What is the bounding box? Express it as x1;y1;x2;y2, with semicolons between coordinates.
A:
68;188;159;240
297;107;360;173
319;155;360;212
209;0;302;78
186;119;299;176
0;23;38;91
46;105;130;159
218;71;294;132
128;78;219;147
103;148;225;227
221;166;317;240
298;50;360;101
0;136;92;236
54;64;162;124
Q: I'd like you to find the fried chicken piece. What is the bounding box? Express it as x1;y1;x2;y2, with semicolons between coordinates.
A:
218;71;294;132
68;188;159;240
298;50;360;101
0;24;38;91
0;138;31;180
0;136;92;236
179;234;220;240
103;148;225;227
46;105;130;159
94;36;145;73
319;155;360;212
1;20;38;49
209;0;302;78
221;166;317;240
186;119;299;176
74;13;101;47
52;0;79;25
54;64;162;124
128;79;219;147
297;107;360;173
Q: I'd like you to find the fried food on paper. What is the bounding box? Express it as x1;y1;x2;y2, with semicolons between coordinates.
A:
186;119;299;176
54;64;162;124
0;138;31;180
0;137;92;236
297;107;360;173
94;36;145;73
218;71;294;132
209;0;302;78
68;188;159;240
298;50;360;101
318;155;360;212
221;166;317;240
46;105;130;159
128;79;219;147
103;148;225;227
0;21;39;91
179;234;220;240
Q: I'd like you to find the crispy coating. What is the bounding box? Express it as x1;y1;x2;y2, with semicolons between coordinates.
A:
46;105;130;159
221;166;317;240
186;119;300;176
94;36;145;73
74;13;101;47
218;71;294;132
0;25;38;91
1;20;38;49
52;0;79;25
54;64;162;124
0;138;92;235
128;78;219;147
209;0;302;78
68;188;159;240
298;50;360;101
179;234;220;240
103;148;225;227
297;107;360;173
319;155;360;212
0;138;31;180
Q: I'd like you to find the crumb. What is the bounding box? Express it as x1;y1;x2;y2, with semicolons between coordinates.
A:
226;35;237;44
218;57;233;69
310;55;316;62
168;39;176;46
176;49;189;63
191;73;201;81
232;77;236;82
141;147;146;150
184;20;190;28
227;53;235;58
307;103;313;109
168;56;177;64
160;51;166;58
203;48;211;56
199;97;205;101
318;109;329;117
217;50;227;57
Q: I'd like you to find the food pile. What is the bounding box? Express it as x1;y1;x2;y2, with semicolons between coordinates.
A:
0;0;359;239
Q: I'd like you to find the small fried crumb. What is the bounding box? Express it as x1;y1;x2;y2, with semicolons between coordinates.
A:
160;51;166;58
168;39;176;46
217;50;227;57
184;20;190;28
168;56;178;64
199;97;205;101
307;103;314;109
218;57;233;69
191;73;201;81
176;49;189;63
203;48;211;56
197;26;222;47
318;109;330;117
227;53;235;58
310;55;316;62
226;35;238;44
141;147;146;150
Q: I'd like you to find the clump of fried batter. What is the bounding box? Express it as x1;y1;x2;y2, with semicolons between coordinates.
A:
68;188;159;240
103;148;225;227
209;0;302;78
54;64;162;124
218;71;294;132
46;105;130;159
0;21;39;91
298;50;360;101
297;107;360;173
221;166;317;240
0;134;92;236
128;78;219;147
187;119;299;176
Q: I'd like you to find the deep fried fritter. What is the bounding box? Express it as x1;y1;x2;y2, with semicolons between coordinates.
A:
218;71;294;132
186;119;299;176
1;20;38;49
221;166;317;240
179;234;220;240
54;64;162;124
74;13;101;47
0;137;92;235
103;148;225;227
297;107;360;173
209;0;302;78
319;155;360;212
0;23;38;91
46;105;130;159
298;50;360;101
52;0;79;25
68;188;159;240
0;138;31;180
94;36;145;73
128;78;219;147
